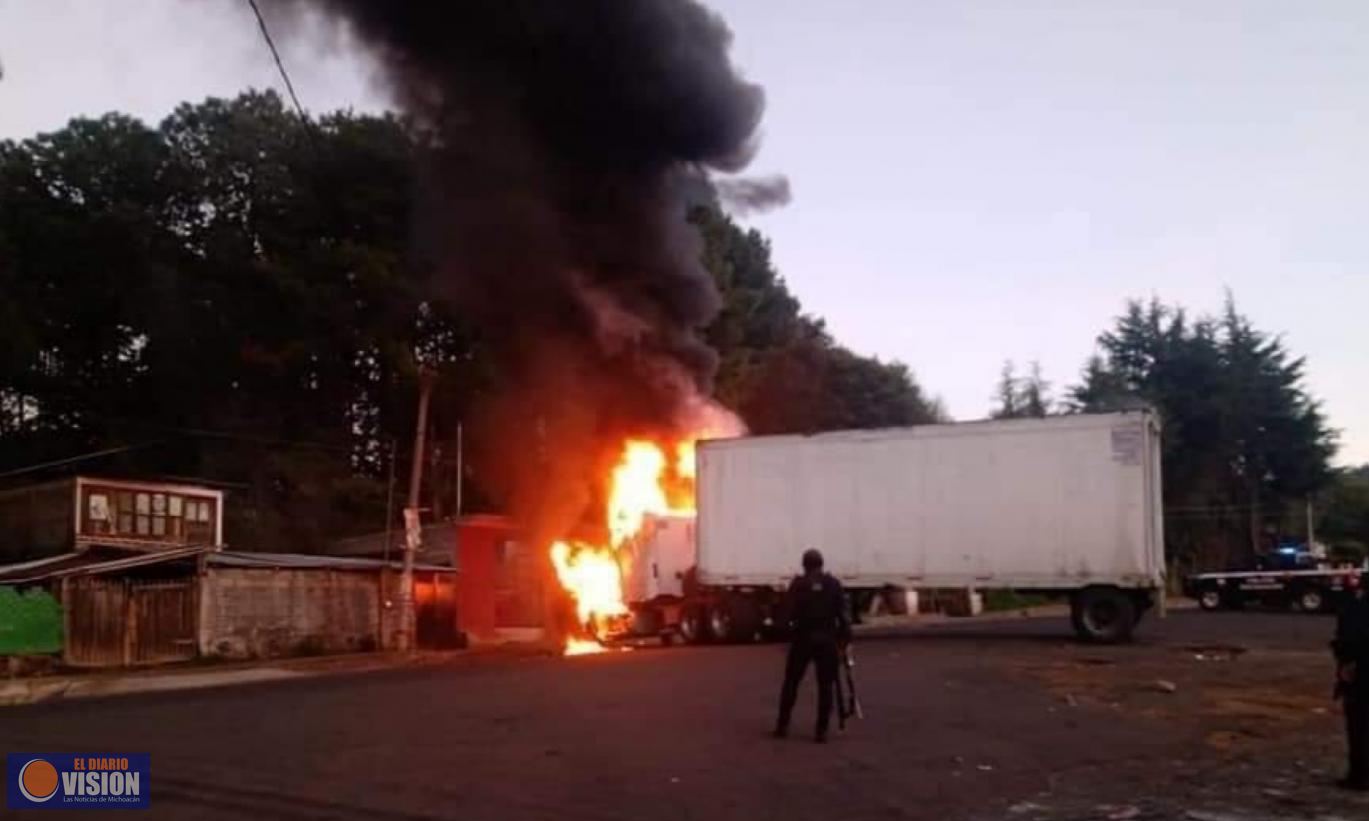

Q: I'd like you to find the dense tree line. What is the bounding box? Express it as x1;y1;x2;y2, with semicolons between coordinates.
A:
1320;465;1369;563
7;90;1354;567
990;360;1052;420
1063;298;1338;570
0;91;937;551
987;300;1357;569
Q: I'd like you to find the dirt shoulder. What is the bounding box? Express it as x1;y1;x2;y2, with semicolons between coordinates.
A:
992;615;1367;820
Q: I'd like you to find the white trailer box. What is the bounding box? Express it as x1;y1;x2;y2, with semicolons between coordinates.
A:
695;411;1164;641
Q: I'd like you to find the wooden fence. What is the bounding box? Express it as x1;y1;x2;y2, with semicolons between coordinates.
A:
64;577;198;667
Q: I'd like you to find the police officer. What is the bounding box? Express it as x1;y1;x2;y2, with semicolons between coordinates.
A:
1333;569;1369;791
774;548;852;743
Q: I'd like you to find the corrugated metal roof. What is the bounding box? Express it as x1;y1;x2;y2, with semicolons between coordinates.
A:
208;551;455;574
0;552;84;577
0;545;213;585
0;547;456;585
328;522;456;566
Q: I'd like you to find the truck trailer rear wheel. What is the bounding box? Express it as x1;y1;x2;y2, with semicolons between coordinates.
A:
707;602;734;642
1071;586;1137;643
679;606;708;644
703;597;764;643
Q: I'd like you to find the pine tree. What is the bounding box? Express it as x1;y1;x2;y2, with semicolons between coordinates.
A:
1070;297;1334;568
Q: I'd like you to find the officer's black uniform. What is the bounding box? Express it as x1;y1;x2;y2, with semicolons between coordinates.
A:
1333;574;1369;790
774;549;851;742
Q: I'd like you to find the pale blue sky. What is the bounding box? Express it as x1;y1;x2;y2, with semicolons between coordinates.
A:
1;0;1365;463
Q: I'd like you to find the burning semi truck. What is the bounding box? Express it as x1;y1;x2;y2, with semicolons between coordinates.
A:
552;409;1166;648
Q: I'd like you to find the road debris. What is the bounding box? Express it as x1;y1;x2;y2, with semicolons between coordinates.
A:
1007;801;1047;814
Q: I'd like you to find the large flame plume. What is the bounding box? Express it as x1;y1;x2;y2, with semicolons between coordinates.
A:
550;438;695;651
550;404;742;654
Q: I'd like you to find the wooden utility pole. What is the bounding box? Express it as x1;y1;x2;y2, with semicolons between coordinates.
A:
383;439;397;565
399;367;435;652
455;422;464;518
430;443;443;521
1306;495;1316;549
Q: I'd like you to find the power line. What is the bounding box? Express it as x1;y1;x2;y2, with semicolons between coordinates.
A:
161;425;353;454
3;404;357;455
2;396;466;462
245;0;310;124
0;442;164;481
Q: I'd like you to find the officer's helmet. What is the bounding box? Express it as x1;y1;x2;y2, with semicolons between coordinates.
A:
802;548;824;572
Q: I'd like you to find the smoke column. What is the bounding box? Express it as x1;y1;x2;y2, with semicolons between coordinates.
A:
264;0;771;542
714;175;792;215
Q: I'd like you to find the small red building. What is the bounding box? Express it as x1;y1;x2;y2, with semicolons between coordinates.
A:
454;515;550;643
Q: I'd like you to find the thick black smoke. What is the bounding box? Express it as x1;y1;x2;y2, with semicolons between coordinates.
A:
265;1;772;541
714;175;792;215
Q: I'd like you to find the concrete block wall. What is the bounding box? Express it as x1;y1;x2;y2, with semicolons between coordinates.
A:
200;568;384;659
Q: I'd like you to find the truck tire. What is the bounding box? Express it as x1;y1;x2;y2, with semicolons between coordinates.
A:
679;606;708;644
730;597;764;642
1198;589;1223;611
1296;588;1325;614
702;597;764;643
707;601;734;642
1071;586;1137;643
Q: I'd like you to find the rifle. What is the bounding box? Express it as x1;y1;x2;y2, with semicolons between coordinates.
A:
834;654;848;730
842;645;864;721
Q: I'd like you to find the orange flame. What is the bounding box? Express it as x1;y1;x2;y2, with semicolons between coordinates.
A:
547;404;743;655
607;441;676;548
550;539;629;625
564;637;612;656
676;440;696;481
549;438;695;653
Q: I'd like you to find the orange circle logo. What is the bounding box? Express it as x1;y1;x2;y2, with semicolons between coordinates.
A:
18;759;59;803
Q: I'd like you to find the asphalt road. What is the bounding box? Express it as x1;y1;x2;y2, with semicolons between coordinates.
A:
2;611;1364;821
